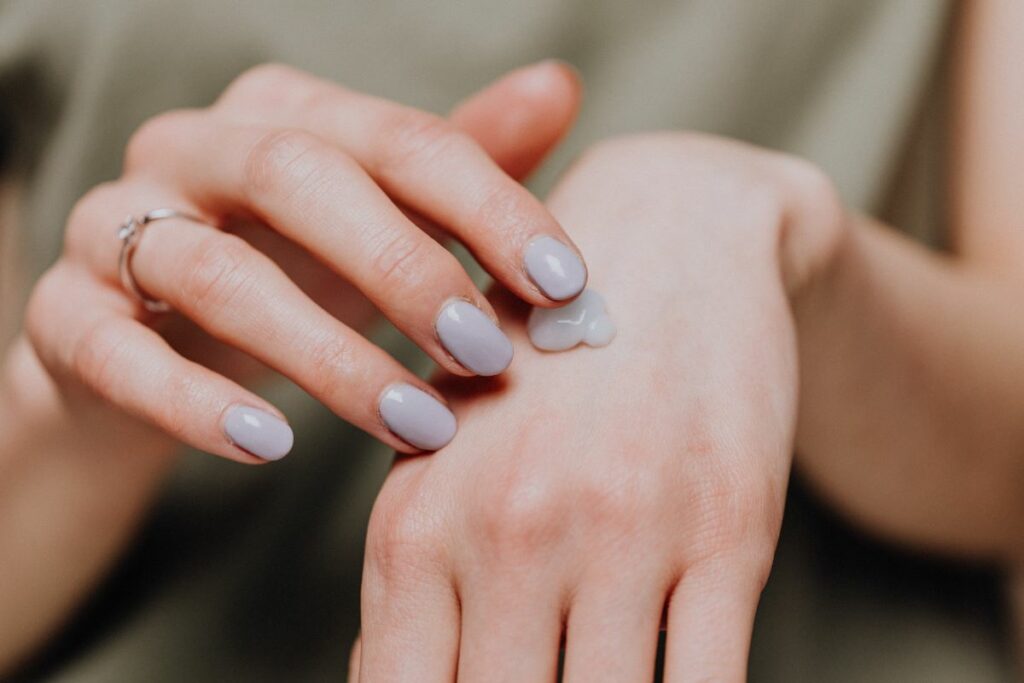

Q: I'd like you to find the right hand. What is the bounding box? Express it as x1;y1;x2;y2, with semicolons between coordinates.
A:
22;61;584;463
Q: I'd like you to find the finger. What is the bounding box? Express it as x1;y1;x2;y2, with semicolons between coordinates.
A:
561;575;666;683
406;60;581;244
359;541;459;681
215;63;588;304
456;579;563;682
66;182;381;337
359;584;460;682
127;117;514;377
124;214;458;453
663;562;764;683
66;182;458;452
26;264;293;463
448;60;582;180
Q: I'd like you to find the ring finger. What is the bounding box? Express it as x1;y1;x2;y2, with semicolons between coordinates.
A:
74;185;460;453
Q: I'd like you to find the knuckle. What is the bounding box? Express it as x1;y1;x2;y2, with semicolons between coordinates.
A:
472;183;531;239
180;233;258;315
241;127;327;200
365;228;431;288
473;478;565;558
686;467;782;563
71;315;128;394
156;370;200;441
124;109;198;174
304;329;357;402
693;533;778;599
365;497;442;584
376;110;469;178
575;467;650;537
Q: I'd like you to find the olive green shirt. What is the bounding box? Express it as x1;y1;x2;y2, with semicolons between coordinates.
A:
0;0;1012;680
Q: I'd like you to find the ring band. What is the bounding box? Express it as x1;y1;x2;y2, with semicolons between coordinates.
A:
117;208;202;313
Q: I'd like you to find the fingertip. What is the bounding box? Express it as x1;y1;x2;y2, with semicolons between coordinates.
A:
512;59;583;102
434;299;514;376
378;382;458;452
222;404;295;462
503;59;583;135
523;235;588;303
449;59;582;179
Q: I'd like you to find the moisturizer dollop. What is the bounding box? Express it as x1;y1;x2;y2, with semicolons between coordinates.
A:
527;289;616;351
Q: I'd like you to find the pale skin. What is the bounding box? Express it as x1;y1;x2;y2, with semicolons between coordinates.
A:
2;0;1024;679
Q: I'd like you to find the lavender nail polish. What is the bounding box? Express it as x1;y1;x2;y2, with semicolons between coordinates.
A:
379;383;457;451
524;236;587;301
223;406;294;461
435;300;513;376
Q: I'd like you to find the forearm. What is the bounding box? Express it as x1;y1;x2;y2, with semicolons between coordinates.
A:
0;336;173;673
794;212;1024;560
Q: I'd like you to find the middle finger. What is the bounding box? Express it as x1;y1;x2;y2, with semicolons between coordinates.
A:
216;64;589;304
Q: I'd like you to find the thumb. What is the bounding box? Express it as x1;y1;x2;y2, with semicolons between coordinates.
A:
449;60;582;180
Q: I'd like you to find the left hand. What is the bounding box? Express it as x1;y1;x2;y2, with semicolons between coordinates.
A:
352;133;843;682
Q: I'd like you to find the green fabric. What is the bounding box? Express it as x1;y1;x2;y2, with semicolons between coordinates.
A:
0;0;1011;680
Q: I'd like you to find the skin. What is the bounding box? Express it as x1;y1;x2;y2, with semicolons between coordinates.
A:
0;61;583;673
352;0;1024;678
354;135;827;682
25;61;587;463
2;0;1024;678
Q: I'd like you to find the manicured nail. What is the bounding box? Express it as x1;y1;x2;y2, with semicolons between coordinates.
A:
435;300;514;376
223;406;294;461
524;236;587;301
379;383;457;451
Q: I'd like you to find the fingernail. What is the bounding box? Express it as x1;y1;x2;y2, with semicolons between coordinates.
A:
379;383;457;451
435;300;514;376
524;236;587;301
223;406;294;461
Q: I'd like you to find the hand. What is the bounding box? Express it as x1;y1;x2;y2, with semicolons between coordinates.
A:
354;134;843;681
20;61;584;463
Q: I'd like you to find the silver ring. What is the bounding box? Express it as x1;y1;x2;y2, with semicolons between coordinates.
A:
117;208;202;313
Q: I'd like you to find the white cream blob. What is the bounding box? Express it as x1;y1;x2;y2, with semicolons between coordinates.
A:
527;288;617;351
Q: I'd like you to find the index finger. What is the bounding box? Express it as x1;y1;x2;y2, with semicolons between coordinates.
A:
216;63;588;304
